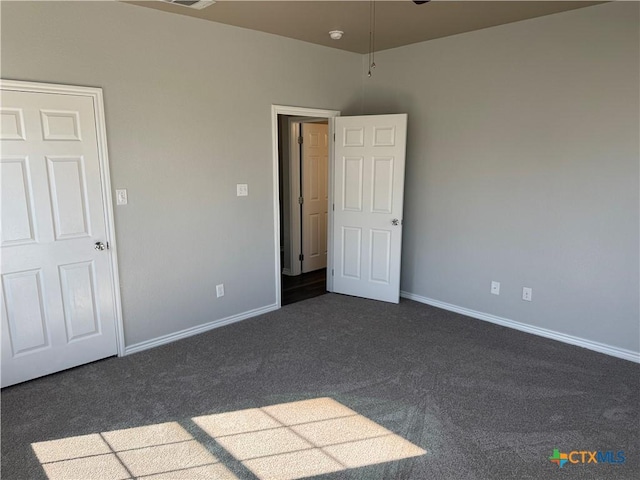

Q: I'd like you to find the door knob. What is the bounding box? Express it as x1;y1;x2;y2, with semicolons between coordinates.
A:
391;219;400;226
94;242;106;251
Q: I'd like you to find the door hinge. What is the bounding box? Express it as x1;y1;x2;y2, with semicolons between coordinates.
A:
298;197;304;205
298;136;303;144
106;242;110;250
332;269;334;276
332;204;335;211
333;133;336;141
299;254;304;261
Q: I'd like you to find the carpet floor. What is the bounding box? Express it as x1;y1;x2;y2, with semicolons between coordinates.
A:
1;294;638;479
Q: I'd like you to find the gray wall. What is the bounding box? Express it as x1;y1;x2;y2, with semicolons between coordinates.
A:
363;2;639;353
0;1;362;346
2;1;638;355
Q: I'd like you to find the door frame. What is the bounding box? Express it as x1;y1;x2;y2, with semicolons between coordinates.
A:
0;79;126;356
271;105;340;306
287;118;329;277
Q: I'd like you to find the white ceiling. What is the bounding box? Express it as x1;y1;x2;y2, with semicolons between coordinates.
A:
128;0;605;54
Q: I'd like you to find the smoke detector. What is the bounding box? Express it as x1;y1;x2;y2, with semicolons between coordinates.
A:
329;30;344;40
162;0;216;10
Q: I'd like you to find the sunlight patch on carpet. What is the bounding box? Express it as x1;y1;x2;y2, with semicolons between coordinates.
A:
31;422;237;480
193;397;426;480
32;398;425;480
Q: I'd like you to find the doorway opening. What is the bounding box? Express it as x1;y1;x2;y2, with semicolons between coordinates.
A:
271;106;340;307
273;108;408;306
279;117;328;305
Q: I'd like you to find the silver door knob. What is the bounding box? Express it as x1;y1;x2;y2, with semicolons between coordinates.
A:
391;219;400;226
94;242;106;251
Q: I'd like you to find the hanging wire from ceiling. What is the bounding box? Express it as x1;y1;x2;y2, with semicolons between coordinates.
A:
368;0;376;77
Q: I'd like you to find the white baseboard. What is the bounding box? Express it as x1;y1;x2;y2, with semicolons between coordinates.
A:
124;303;280;356
400;291;640;364
282;268;292;276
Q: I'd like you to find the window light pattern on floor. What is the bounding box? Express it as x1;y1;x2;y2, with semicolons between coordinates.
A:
31;422;237;480
31;397;426;480
193;397;426;480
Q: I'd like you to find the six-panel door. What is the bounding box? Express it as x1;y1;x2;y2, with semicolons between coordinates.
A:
332;114;407;303
1;89;118;387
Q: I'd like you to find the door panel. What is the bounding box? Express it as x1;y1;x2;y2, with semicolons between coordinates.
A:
341;226;362;279
59;261;101;341
0;108;26;140
40;110;82;141
47;156;91;239
1;157;37;246
343;157;364;212
301;123;329;273
2;269;49;355
332;114;407;303
1;88;118;387
371;157;394;213
369;229;391;284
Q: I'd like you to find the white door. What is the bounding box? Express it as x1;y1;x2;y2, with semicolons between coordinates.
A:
301;122;328;273
332;114;407;303
1;85;118;387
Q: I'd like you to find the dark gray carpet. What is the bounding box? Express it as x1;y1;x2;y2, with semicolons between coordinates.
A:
2;294;638;479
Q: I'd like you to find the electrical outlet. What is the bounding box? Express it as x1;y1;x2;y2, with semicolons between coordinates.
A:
216;284;224;298
491;281;500;295
522;287;532;302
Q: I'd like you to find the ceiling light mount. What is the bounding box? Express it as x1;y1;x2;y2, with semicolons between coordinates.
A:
329;30;344;40
162;0;216;10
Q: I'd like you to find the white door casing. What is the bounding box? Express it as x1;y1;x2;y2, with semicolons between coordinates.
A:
271;105;340;306
0;81;123;387
332;114;407;303
301;122;328;273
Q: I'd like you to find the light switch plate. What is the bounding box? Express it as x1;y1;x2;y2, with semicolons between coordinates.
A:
116;189;128;205
237;184;248;197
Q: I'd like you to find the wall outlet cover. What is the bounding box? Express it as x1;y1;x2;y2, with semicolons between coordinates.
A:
236;184;248;196
115;189;128;205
